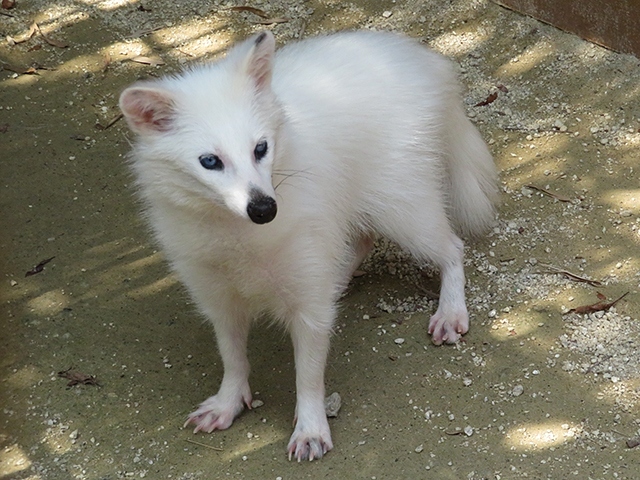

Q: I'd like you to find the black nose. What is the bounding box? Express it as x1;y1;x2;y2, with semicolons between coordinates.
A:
247;192;277;224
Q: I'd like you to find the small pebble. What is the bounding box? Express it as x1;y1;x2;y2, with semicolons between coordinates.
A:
325;392;342;418
512;385;524;397
394;338;405;345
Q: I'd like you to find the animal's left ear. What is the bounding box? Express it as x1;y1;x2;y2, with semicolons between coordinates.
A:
235;30;276;91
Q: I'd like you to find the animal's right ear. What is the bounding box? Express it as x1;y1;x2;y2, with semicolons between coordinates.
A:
230;30;276;92
119;85;176;135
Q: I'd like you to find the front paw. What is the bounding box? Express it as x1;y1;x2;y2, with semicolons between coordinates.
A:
287;418;333;461
428;307;469;345
184;391;251;433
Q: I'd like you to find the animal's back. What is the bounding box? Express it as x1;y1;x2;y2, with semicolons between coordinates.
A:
271;31;496;237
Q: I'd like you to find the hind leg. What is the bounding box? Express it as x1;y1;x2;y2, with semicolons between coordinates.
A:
376;203;469;345
426;234;468;344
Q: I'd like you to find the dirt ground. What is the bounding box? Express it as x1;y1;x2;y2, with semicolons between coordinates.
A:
1;0;639;478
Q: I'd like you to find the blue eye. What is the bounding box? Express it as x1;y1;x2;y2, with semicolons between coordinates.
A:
199;154;224;171
254;140;268;161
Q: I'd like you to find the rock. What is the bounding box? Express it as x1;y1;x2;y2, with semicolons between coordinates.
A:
325;392;342;418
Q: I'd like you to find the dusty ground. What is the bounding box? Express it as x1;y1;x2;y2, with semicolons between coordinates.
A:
1;0;639;478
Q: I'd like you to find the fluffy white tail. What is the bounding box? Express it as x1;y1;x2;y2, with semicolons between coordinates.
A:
446;105;498;237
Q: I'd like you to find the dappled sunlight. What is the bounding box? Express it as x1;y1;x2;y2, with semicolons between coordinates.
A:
39;429;75;459
0;443;35;477
126;273;179;300
78;0;137;11
218;430;289;463
495;39;554;79
505;420;581;451
85;238;148;258
431;26;492;57
488;316;539;341
601;189;640;215
23;2;90;33
27;288;70;316
1;0;639;477
4;365;42;389
496;134;573;187
148;17;231;59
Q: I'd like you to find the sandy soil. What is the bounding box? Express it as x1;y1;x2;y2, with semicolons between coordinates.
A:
1;0;639;478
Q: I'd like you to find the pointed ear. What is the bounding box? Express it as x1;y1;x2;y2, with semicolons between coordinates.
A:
236;30;276;91
119;85;176;135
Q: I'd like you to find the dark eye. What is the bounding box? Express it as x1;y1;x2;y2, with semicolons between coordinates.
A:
199;154;224;171
254;140;268;161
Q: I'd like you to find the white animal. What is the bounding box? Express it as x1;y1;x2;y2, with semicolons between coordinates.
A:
119;30;497;461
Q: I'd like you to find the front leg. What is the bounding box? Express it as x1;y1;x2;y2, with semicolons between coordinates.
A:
177;264;252;433
185;310;252;433
287;309;334;461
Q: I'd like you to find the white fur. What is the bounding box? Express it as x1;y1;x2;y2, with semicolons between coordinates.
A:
119;30;497;461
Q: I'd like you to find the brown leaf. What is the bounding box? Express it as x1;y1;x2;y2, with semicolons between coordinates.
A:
497;84;509;93
34;22;68;48
565;292;629;315
8;22;37;44
474;92;498;107
227;6;270;18
2;0;16;10
25;256;55;277
58;367;101;388
130;55;165;66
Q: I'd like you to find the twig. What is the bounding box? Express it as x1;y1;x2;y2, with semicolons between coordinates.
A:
537;264;602;287
95;113;123;130
184;439;223;451
524;184;572;202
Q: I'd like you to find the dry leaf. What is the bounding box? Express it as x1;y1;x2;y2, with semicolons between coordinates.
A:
7;22;37;44
25;256;55;277
130;55;165;66
475;92;498;107
565;292;629;315
36;23;68;48
2;0;16;9
58;367;100;388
